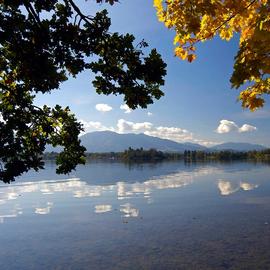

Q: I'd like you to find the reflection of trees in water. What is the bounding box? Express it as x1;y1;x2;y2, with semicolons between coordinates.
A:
125;161;162;171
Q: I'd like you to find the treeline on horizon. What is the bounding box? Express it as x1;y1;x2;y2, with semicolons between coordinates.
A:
43;147;270;162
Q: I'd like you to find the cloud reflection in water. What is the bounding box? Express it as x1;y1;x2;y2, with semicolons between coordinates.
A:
120;203;139;217
35;202;54;215
0;166;257;223
218;180;258;196
95;205;113;213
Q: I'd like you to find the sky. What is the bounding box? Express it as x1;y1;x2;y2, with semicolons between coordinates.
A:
35;0;270;147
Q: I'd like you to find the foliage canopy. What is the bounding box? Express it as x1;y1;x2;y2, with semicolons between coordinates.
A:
0;0;167;183
154;0;270;110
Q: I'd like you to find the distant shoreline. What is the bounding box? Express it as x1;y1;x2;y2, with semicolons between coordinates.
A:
43;148;270;162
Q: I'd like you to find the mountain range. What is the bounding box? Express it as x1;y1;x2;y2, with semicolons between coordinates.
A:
76;131;266;153
209;142;266;152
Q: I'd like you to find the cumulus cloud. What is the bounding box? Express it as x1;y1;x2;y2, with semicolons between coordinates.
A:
147;112;153;116
81;120;103;130
192;139;220;147
116;120;217;145
116;119;195;143
120;104;132;114
216;120;238;133
95;103;113;112
144;125;218;146
80;120;114;134
117;119;152;133
216;120;257;134
145;126;193;142
239;124;257;133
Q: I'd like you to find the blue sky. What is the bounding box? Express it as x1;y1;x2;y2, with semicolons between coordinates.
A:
36;0;270;147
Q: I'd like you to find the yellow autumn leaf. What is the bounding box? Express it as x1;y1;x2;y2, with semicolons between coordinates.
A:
154;0;270;110
187;54;196;62
175;47;188;60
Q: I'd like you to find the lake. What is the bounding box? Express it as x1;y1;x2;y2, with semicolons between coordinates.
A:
0;161;270;270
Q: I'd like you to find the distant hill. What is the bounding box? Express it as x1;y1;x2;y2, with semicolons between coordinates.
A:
210;142;267;152
79;131;207;152
47;131;267;153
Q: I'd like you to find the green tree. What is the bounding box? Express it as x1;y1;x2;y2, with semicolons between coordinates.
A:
0;0;167;183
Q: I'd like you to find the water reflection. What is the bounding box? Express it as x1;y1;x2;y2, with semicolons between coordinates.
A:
95;204;112;214
218;180;258;196
0;165;260;223
35;202;54;215
0;204;23;223
120;203;139;217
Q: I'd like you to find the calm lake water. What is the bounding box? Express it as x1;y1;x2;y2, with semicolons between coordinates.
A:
1;161;270;270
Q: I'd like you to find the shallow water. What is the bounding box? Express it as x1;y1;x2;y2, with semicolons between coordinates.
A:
0;161;270;270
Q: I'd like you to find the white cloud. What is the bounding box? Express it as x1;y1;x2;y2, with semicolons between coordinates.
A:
192;139;220;147
239;124;257;133
216;120;257;134
145;126;193;143
79;120;114;134
216;120;238;134
95;103;113;112
117;120;217;146
117;119;153;133
81;120;103;130
120;104;132;114
147;112;153;116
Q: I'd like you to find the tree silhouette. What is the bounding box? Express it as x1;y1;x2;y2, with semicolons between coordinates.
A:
0;0;167;183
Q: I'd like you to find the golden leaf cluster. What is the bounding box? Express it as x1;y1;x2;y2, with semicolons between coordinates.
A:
154;0;270;110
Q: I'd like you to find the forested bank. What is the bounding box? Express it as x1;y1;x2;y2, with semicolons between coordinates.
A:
43;148;270;162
